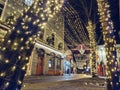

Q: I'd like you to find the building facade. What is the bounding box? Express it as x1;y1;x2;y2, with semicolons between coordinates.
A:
26;12;65;76
0;0;66;76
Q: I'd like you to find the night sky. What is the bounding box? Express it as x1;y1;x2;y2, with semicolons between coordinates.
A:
63;0;120;47
108;0;120;44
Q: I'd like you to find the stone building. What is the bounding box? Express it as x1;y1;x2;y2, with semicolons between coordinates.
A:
27;13;65;76
0;0;66;76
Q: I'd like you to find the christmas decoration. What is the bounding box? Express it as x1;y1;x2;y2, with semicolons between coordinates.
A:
86;20;97;76
0;0;64;89
97;0;120;89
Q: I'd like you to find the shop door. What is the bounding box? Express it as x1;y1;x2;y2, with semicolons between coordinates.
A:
36;48;45;75
36;57;44;75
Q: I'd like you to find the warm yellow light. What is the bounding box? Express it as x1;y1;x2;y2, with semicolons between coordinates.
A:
18;80;22;84
0;72;5;77
11;66;16;71
22;66;26;70
5;60;9;63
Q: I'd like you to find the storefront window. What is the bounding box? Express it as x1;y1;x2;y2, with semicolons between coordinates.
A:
56;55;61;69
48;52;55;69
49;58;54;69
46;33;55;47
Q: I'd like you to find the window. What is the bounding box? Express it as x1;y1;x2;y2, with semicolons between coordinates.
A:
46;33;55;47
56;55;61;69
48;52;55;69
49;58;55;69
39;29;44;40
58;42;63;50
49;60;52;68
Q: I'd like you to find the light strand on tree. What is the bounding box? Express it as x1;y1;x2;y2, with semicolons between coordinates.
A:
97;0;120;90
0;0;64;89
86;20;97;76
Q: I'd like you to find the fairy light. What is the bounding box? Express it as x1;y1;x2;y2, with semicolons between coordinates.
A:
63;2;90;45
11;66;16;71
0;72;5;77
2;47;6;51
25;57;29;60
22;66;26;70
16;30;20;34
5;82;9;87
86;20;97;75
97;0;120;89
5;60;9;63
18;80;22;84
1;39;5;42
7;40;11;43
20;47;24;50
0;0;64;89
18;56;21;60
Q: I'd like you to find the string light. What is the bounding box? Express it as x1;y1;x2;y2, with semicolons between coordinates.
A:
0;0;64;89
63;2;89;45
97;0;119;89
5;82;9;87
87;20;97;75
0;72;5;77
18;80;22;84
5;60;9;63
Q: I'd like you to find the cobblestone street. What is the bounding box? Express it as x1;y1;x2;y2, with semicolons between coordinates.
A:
22;74;106;90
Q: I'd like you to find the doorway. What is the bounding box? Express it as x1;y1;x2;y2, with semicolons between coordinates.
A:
36;48;45;75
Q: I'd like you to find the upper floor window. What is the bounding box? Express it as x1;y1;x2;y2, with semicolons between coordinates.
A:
39;29;44;40
58;42;63;50
46;33;55;47
48;52;55;69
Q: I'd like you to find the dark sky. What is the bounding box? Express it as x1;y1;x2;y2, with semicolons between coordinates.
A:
63;0;120;46
108;0;120;44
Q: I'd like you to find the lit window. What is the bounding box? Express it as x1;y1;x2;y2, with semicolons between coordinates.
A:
25;0;33;6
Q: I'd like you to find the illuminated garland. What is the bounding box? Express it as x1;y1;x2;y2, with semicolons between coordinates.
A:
97;0;120;89
63;1;98;76
63;2;89;45
86;20;97;76
0;0;64;89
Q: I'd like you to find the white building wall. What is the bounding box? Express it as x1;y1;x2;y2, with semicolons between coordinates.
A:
29;42;65;75
96;44;120;66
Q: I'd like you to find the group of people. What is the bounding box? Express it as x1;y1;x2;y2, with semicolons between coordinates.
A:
64;60;77;74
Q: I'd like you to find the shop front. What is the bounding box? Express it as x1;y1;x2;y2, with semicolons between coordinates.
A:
27;42;65;76
47;53;63;75
96;45;120;76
